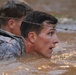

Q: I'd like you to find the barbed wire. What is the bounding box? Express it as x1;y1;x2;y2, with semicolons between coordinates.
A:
0;16;76;31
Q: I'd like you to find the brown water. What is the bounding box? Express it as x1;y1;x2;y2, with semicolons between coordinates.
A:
0;31;76;75
0;0;76;75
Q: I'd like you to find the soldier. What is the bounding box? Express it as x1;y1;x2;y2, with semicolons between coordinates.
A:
0;0;33;60
20;11;59;58
0;0;33;36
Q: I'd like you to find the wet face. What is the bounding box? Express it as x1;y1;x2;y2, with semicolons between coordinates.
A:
33;22;59;58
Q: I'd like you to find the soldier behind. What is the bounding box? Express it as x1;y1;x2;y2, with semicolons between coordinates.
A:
0;0;33;60
0;0;33;36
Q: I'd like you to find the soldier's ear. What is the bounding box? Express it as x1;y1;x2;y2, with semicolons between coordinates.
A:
8;19;15;29
28;32;37;43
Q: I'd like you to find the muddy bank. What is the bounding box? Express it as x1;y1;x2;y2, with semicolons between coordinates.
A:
0;0;76;18
25;0;76;18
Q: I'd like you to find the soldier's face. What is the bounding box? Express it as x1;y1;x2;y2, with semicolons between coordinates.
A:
12;18;23;36
33;23;59;58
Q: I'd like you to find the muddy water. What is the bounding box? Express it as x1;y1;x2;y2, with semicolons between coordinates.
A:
0;0;76;75
0;30;76;75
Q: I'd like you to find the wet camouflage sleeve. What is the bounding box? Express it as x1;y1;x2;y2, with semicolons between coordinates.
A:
0;35;24;60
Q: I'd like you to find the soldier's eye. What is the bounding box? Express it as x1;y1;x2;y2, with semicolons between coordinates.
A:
48;32;54;36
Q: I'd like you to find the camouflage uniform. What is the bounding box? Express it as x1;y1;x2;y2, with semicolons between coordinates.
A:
0;29;25;60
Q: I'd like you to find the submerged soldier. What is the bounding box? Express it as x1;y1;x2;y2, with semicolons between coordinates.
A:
0;11;59;60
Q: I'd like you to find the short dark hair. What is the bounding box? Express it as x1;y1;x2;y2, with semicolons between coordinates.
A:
0;0;33;25
20;11;58;38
